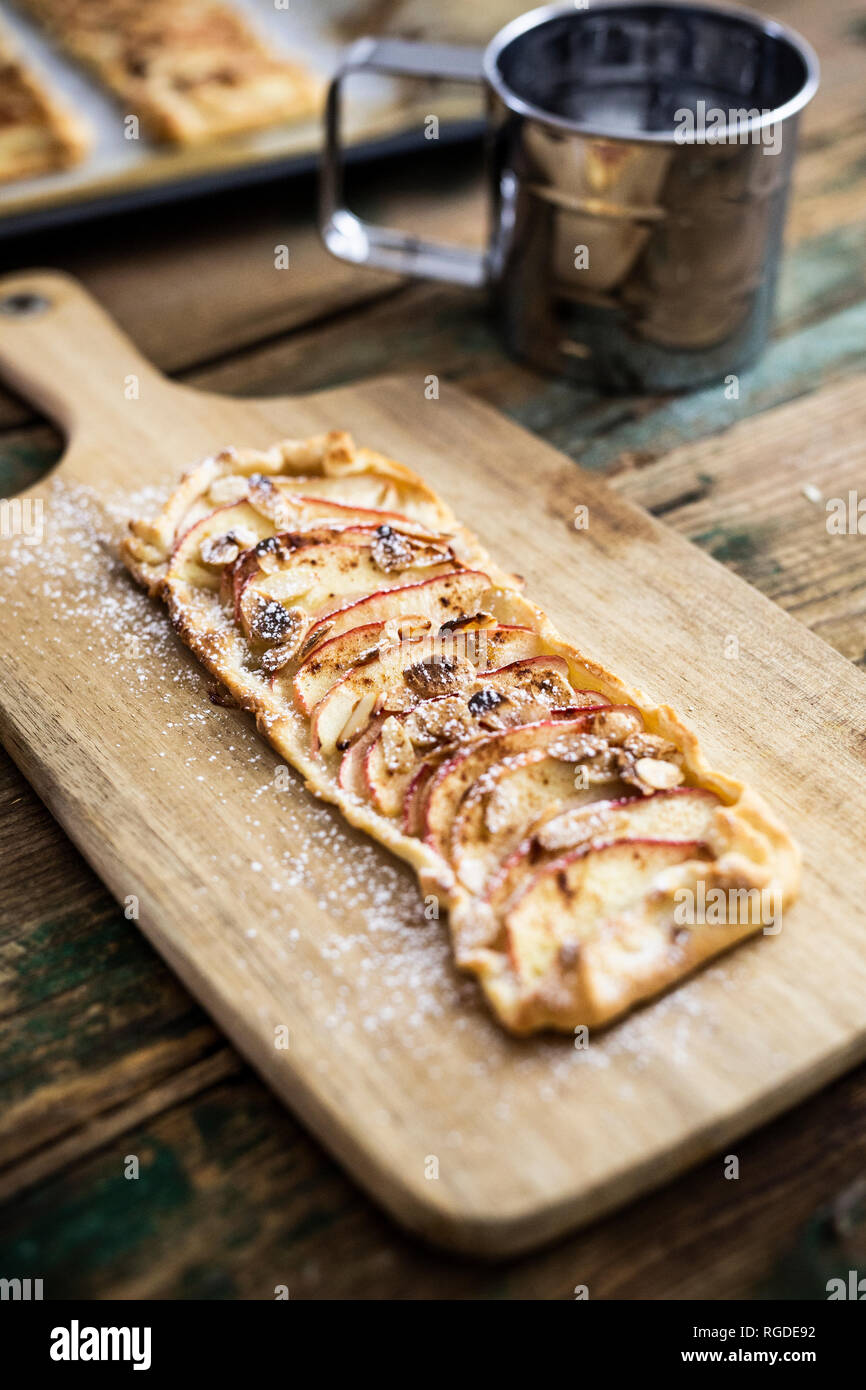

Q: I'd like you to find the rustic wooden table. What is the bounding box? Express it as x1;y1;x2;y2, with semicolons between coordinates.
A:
1;0;865;1300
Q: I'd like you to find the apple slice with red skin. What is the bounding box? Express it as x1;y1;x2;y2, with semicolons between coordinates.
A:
339;692;461;803
502;838;708;989
449;752;609;895
297;569;493;660
403;762;437;836
247;471;450;534
291;621;405;715
347;742;445;827
231;526;379;620
467;654;600;717
171;497;436;588
169;501;275;588
309;627;562;757
364;738;432;817
242;482;431;535
232;529;460;640
421;709;616;859
337;714;387;798
485;786;721;916
292;569;497;711
335;664;554;804
232;522;454;606
361;659;594;817
400;689;609;836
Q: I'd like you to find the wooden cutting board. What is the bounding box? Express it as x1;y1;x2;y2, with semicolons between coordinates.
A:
1;270;865;1258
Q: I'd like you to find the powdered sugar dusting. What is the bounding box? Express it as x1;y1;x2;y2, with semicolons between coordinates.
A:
0;475;739;1089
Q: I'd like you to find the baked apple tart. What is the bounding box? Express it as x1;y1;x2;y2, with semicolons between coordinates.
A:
17;0;320;145
0;26;89;182
123;432;799;1034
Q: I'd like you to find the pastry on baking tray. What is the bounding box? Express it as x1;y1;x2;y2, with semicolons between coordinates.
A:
0;27;89;182
123;432;800;1035
17;0;321;145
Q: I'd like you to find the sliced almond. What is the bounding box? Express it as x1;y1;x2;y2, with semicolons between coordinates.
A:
249;537;289;575
370;524;451;573
248;599;303;646
635;757;684;790
377;683;417;715
592;707;642;740
405;695;474;748
624;731;677;759
200;528;256;566
382;614;431;645
404;652;475;699
261;639;302;674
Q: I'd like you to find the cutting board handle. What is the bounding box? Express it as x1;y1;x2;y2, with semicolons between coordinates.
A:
0;269;177;441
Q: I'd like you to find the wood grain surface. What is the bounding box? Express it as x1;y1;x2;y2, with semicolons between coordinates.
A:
1;0;865;1299
0;269;864;1258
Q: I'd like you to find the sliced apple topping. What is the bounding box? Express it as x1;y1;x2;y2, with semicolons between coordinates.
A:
422;700;695;885
233;532;461;642
296;570;493;662
244;476;424;535
351;657;585;817
450;754;605;896
292;621;395;713
173;495;433;585
403;763;436;835
362;697;476;817
168;502;276;588
422;712;609;858
501;839;707;992
337;714;386;798
199;528;259;567
309;628;563;757
225;468;452;534
536;787;720;854
485;787;721;918
461;657;578;733
356;714;437;815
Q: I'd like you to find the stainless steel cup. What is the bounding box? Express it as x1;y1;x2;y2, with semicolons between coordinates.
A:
320;2;818;392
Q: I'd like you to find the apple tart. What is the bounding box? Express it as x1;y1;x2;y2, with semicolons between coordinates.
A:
17;0;321;145
123;432;799;1035
0;27;89;182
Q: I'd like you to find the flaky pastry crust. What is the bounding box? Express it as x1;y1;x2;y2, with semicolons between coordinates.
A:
122;431;800;1035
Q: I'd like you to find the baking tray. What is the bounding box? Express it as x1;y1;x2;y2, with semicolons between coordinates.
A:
0;0;485;237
